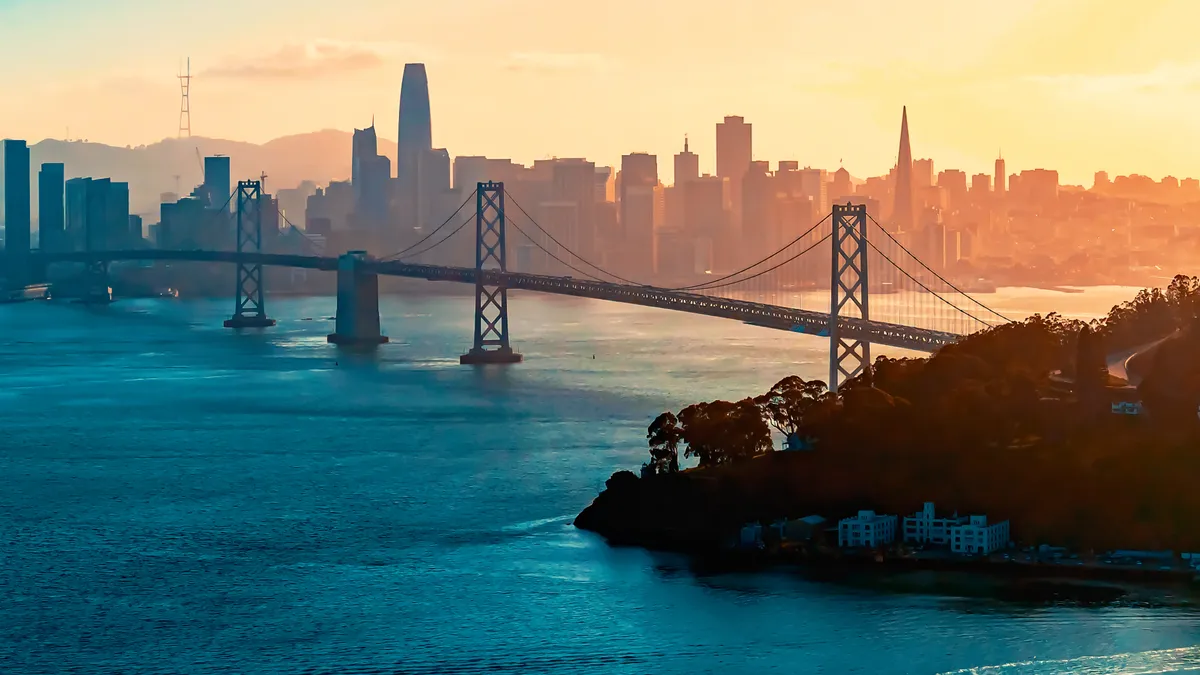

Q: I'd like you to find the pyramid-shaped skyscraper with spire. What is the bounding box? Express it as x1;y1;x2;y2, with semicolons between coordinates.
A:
892;106;914;232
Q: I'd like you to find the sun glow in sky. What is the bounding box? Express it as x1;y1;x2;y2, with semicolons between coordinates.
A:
2;0;1199;184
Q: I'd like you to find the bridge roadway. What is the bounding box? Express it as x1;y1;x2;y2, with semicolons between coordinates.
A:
37;249;959;352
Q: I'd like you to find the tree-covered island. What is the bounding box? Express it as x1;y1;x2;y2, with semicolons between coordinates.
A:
576;275;1200;558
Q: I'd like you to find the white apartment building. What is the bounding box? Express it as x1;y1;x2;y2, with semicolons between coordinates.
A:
903;502;966;545
950;515;1010;555
838;510;897;548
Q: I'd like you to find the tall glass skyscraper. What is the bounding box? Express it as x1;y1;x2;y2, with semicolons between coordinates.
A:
3;139;31;286
396;64;435;233
38;163;65;253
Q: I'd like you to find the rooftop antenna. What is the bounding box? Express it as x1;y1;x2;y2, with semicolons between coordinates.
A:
178;57;192;138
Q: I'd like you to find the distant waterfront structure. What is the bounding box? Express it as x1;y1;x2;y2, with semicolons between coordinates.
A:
3;139;32;285
38;162;65;253
892;107;915;232
951;515;1010;555
904;502;1011;555
838;510;898;548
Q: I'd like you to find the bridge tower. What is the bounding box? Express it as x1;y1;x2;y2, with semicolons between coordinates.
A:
460;181;522;365
828;203;870;392
224;180;276;328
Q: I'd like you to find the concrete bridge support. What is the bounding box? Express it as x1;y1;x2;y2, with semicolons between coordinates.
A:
327;251;388;347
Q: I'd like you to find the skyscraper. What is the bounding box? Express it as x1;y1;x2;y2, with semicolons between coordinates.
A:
716;116;752;227
107;181;130;248
620;153;658;277
674;136;699;187
994;154;1007;198
38;163;65;253
396;64;434;230
203;156;231;211
3;139;31;286
351;122;391;231
892;107;914;233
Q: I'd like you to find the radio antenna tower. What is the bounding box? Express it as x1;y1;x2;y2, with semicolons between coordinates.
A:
178;57;192;138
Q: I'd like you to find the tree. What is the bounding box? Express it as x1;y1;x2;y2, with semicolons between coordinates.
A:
678;399;773;468
755;376;827;449
646;412;682;474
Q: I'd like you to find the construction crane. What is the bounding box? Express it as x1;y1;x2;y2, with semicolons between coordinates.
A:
259;171;268;193
195;147;204;180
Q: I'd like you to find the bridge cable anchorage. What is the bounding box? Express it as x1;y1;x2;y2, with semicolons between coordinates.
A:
395;213;476;261
667;212;833;291
224;179;276;328
379;189;477;262
503;189;648;286
864;213;1011;323
866;239;990;330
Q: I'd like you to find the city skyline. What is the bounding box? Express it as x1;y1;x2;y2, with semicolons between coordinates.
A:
4;0;1200;185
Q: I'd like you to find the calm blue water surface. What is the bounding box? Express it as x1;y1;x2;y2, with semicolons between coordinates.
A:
3;288;1199;675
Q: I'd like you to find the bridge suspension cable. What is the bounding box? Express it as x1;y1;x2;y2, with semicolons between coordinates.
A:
865;213;1011;324
503;213;617;282
503;189;648;286
378;189;477;262
395;212;476;262
866;239;991;329
671;213;832;291
684;232;833;291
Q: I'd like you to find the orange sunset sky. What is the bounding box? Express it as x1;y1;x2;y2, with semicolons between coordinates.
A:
1;0;1198;184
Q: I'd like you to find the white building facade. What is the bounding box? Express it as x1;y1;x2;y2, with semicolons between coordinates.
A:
951;515;1010;555
838;510;897;548
903;502;966;545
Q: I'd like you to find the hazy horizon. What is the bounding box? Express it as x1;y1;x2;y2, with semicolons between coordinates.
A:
5;0;1200;185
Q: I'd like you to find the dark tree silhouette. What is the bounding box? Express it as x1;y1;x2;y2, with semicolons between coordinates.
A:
646;412;682;474
755;376;827;448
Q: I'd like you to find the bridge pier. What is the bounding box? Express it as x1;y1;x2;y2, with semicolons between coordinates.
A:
224;180;276;329
327;251;388;347
460;182;522;365
79;260;112;304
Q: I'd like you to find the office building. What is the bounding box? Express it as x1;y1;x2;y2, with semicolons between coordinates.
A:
351;123;392;231
203;156;231;211
892;107;915;232
830;167;853;203
994;155;1007;198
65;178;90;251
38;162;65;252
716;116;752;227
550;159;597;259
3;139;31;283
838;510;898;548
741;161;777;260
396;63;434;231
107;181;130;249
674;136;699;187
620;153;657;277
950;515;1010;555
128;215;143;242
797;168;829;216
937;169;968;212
913;158;934;189
970;173;992;196
595;166;614;203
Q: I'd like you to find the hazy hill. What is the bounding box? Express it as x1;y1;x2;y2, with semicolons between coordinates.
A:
1;131;399;223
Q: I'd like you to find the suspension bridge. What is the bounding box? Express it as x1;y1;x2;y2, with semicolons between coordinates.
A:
22;179;1010;391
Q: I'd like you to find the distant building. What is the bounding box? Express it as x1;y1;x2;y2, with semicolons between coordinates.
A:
203;156;231;211
673;136;699;187
903;502;966;546
620;152;657;277
892;107;915;233
838;510;897;548
351;123;392;231
38;162;65;252
950;515;1010;555
716;116;752;227
913;158;935;189
970;173;991;196
3;139;31;284
994;155;1006;197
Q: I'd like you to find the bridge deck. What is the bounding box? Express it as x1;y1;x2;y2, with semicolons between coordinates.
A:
36;250;959;352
